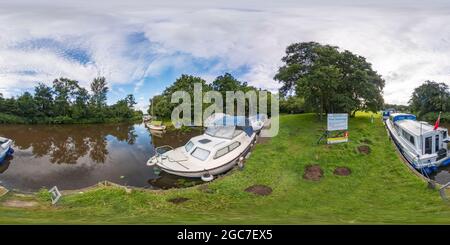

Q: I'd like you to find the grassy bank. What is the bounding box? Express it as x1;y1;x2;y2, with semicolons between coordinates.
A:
1;112;450;224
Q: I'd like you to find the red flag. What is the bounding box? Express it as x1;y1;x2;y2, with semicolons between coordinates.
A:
434;112;441;130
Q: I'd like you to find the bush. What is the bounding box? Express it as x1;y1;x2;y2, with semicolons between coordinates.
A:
421;112;450;123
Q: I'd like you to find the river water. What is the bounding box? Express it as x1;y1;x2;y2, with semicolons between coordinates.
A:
0;123;202;192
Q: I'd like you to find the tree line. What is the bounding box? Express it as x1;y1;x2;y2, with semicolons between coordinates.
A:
0;77;142;124
148;73;271;120
149;42;387;121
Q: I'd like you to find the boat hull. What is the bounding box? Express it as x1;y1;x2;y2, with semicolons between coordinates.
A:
156;136;255;178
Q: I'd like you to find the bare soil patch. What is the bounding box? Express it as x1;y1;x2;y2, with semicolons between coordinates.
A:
334;167;351;176
2;200;38;208
357;145;371;155
303;165;324;181
244;185;273;196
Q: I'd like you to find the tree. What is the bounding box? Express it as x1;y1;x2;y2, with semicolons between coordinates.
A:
274;42;385;119
212;73;248;96
34;83;54;117
72;87;90;119
17;92;38;118
53;78;80;117
90;77;109;108
149;74;211;119
409;80;449;116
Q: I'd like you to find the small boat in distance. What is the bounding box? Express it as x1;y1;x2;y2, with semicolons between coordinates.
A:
147;116;256;180
0;137;14;164
146;120;166;131
382;108;396;121
143;114;152;123
385;113;450;174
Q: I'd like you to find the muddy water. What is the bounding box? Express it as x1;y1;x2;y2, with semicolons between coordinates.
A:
0;124;202;192
430;123;450;184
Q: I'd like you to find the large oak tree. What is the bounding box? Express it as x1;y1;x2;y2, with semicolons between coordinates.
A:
274;42;385;119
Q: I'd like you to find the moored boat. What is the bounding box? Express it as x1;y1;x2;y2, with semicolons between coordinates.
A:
0;137;14;164
385;113;450;174
147;116;256;179
146;121;166;131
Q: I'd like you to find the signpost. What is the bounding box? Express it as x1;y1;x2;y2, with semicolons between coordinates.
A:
326;113;349;144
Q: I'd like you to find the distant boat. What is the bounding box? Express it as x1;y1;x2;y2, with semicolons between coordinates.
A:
147;115;256;179
143;114;152;123
386;113;450;174
146;121;166;131
382;108;396;121
0;137;14;164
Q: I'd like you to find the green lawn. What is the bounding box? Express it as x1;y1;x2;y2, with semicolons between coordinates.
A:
1;112;449;224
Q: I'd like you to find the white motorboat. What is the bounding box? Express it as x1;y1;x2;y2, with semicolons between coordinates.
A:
146;121;166;131
147;116;256;179
385;113;450;174
0;137;14;164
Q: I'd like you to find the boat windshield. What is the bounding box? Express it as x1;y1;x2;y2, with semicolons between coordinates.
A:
184;141;194;152
191;147;210;161
205;126;237;139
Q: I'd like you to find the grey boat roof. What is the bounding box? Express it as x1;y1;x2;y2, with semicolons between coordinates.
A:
395;119;440;135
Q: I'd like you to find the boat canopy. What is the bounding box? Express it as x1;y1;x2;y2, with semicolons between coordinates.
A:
390;113;416;122
207;115;254;138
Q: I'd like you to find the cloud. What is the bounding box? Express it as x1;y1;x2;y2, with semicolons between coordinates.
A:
0;0;449;105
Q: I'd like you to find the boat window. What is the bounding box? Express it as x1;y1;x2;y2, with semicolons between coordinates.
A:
229;142;240;151
191;147;210;161
444;131;448;139
214;147;229;159
402;131;415;146
214;142;241;159
184;141;194;152
435;136;439;152
206;126;236;139
425;137;432;154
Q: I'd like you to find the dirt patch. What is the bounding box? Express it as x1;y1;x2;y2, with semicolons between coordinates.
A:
245;185;273;196
303;165;324;181
357;145;371;155
2;200;38;208
334;167;351;176
167;197;190;204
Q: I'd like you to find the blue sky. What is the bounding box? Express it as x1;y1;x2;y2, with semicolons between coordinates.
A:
0;0;449;110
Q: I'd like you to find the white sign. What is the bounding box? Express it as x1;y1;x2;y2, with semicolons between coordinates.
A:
327;113;348;131
49;186;62;205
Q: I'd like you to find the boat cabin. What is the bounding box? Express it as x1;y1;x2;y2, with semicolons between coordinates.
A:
390;113;448;157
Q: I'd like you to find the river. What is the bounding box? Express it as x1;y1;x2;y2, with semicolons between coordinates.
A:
0;123;202;192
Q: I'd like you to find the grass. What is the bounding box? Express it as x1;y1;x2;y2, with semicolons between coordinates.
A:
1;112;450;224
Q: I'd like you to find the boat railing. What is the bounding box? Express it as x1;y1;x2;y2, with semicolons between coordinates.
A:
153;145;190;170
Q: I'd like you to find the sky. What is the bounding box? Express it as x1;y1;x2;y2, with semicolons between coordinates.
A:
0;0;449;111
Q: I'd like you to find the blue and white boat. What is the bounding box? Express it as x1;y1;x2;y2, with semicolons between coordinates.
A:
0;137;14;164
386;113;450;174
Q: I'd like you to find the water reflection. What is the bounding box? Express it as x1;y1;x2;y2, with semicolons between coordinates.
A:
0;124;201;192
2;124;138;164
